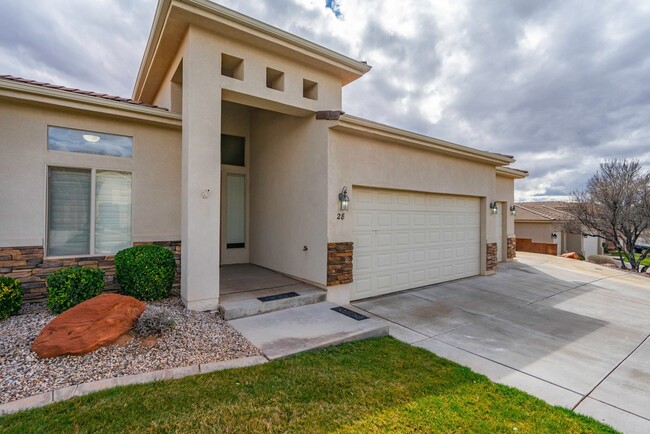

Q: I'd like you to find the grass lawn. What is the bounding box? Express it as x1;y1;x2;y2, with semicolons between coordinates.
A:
0;337;616;433
609;252;650;266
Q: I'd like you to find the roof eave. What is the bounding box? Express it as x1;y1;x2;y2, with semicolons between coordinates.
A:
1;79;182;128
332;114;515;166
133;0;372;101
496;166;529;179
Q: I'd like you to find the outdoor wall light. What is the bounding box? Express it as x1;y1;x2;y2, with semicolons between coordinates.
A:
509;205;516;216
338;186;350;211
551;233;558;240
583;233;588;238
489;201;498;215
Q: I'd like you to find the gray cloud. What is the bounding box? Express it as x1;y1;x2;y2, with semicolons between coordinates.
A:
1;0;649;201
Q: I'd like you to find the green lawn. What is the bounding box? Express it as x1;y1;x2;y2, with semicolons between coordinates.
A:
609;252;650;266
0;337;616;433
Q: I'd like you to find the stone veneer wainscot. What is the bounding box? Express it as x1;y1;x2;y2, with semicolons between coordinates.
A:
327;242;353;286
0;242;181;302
486;242;498;273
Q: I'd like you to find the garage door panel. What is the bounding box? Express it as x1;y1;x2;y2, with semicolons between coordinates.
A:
352;188;481;300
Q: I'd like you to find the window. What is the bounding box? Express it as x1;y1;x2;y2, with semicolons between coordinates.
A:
221;135;245;166
48;126;133;158
47;167;132;257
266;67;284;91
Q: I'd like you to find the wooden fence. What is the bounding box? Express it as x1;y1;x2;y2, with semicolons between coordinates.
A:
516;238;557;256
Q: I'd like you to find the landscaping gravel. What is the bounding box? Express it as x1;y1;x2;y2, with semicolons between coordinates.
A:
0;297;261;404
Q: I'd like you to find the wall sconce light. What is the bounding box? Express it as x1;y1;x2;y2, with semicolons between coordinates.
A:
509;205;516;216
489;201;498;215
583;233;588;238
551;233;558;240
338;186;350;211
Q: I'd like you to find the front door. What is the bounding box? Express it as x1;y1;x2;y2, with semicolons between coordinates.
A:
220;134;249;265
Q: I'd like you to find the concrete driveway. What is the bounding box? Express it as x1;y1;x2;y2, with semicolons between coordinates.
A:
353;252;650;433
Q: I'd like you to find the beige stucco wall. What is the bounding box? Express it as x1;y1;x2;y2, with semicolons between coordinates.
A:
327;129;498;243
0;100;181;249
152;26;342;116
515;221;561;254
249;110;328;286
495;174;516;236
326;128;503;303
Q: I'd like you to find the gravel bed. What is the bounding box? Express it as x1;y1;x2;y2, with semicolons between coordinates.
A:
0;297;261;404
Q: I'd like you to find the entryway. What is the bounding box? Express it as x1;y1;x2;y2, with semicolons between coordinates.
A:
219;264;325;320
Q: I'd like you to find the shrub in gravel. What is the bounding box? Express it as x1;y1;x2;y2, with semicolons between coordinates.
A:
133;309;176;336
47;266;105;314
0;276;23;320
587;254;617;266
115;245;176;301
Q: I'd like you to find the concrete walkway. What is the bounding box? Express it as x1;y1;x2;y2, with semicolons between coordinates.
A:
354;252;650;434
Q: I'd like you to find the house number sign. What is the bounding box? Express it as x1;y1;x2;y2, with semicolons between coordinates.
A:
337;213;346;220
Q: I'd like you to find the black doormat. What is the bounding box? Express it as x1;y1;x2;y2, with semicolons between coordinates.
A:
257;292;300;302
331;306;369;321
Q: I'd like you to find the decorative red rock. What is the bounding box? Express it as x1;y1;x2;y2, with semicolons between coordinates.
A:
31;293;146;358
561;252;580;260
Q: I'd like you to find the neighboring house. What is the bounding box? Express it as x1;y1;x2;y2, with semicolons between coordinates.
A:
0;0;527;310
514;202;603;257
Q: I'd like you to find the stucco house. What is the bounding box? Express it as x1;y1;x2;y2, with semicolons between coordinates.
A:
0;0;526;311
515;202;603;257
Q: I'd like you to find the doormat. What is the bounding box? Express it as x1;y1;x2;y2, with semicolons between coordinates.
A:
257;292;300;302
331;306;369;321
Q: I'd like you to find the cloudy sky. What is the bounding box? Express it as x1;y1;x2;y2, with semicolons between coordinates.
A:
1;0;649;201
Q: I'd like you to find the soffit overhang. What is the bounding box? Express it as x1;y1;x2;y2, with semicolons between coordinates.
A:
134;0;371;102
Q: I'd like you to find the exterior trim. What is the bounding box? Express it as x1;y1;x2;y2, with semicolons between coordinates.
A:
333;115;516;166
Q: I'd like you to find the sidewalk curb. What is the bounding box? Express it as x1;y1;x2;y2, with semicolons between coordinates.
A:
0;355;268;416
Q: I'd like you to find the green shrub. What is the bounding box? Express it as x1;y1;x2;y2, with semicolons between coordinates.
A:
47;266;105;314
115;245;176;301
0;277;23;320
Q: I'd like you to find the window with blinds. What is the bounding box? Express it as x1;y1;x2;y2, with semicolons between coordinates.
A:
47;167;132;257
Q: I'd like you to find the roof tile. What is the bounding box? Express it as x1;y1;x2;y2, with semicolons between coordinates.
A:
0;75;168;111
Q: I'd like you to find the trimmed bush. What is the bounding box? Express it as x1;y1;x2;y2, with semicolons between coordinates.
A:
115;245;176;301
47;266;105;314
0;277;23;320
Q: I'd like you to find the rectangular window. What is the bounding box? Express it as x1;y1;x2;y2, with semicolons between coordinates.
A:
48;126;133;158
47;167;132;257
221;134;245;166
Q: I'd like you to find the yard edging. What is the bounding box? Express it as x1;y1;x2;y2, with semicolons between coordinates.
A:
0;355;268;416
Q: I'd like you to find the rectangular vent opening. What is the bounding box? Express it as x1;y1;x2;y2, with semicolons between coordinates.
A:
303;79;318;100
258;292;299;302
331;306;369;321
266;67;285;91
221;53;244;80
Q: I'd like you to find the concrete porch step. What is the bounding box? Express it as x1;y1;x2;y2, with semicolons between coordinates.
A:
218;284;326;320
228;302;389;360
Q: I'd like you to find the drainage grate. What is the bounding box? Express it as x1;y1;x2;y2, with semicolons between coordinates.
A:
331;306;369;321
257;292;300;302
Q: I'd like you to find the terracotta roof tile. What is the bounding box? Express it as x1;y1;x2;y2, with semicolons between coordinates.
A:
0;75;168;111
515;201;571;221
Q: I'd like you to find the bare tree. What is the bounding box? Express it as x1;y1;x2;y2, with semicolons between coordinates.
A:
565;159;650;272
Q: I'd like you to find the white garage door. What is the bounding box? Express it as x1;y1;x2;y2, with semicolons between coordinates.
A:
352;188;481;300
